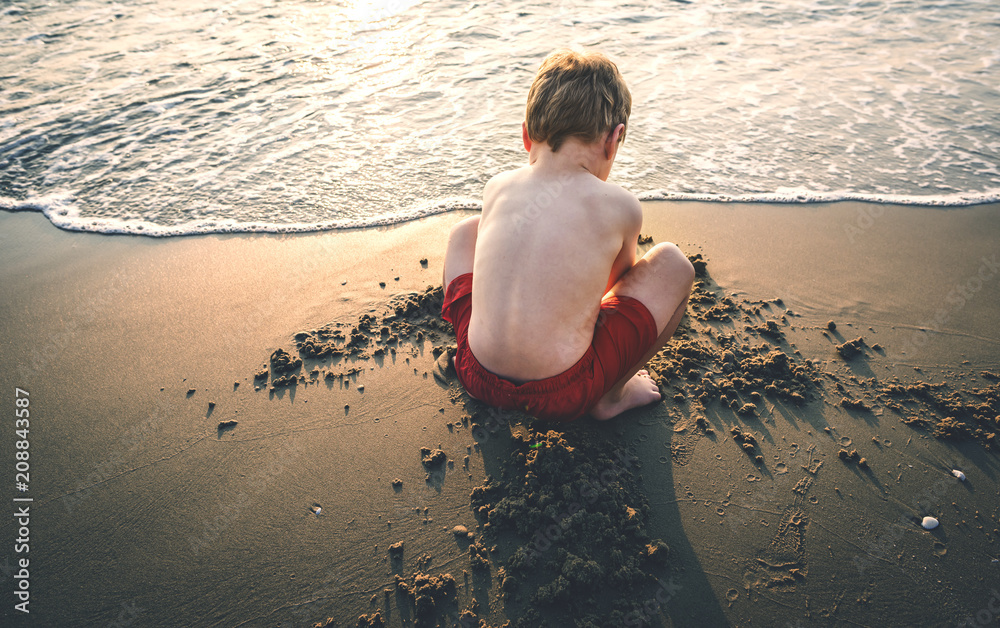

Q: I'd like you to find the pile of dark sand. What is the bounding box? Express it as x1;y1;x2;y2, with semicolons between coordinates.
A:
252;285;452;391
467;420;673;627
646;260;999;450
648;258;821;408
868;374;998;446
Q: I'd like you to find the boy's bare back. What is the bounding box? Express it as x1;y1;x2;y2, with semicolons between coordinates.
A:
441;49;694;422
469;144;642;382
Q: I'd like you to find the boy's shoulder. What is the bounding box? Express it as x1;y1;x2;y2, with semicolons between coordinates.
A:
599;177;642;207
485;169;640;229
485;167;638;202
584;176;643;223
483;166;528;196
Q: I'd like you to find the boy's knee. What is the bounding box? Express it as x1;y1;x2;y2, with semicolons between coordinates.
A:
452;215;480;235
444;216;481;285
651;243;695;285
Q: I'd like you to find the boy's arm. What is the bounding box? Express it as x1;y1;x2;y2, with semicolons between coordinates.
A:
604;195;643;294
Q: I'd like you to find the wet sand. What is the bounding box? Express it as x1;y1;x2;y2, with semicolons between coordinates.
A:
0;201;998;627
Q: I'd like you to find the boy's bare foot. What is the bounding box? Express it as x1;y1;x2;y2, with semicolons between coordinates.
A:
590;370;661;421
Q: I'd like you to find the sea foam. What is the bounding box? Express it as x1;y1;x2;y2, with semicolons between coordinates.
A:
4;189;997;238
0;194;481;236
637;189;1000;207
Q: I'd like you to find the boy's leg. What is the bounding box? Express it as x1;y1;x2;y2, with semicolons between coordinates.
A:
443;216;480;288
590;243;695;421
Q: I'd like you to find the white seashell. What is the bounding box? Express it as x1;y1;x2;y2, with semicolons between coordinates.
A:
951;470;966;481
314;507;322;515
921;516;939;530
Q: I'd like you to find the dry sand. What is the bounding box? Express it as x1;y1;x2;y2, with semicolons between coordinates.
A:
0;201;998;627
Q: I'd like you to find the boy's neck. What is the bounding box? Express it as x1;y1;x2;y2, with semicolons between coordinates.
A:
528;136;616;182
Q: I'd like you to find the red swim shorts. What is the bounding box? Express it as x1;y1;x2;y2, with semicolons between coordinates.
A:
441;273;658;422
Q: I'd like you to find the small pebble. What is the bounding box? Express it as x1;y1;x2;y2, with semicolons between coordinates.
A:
922;516;939;530
952;470;966;481
451;525;468;536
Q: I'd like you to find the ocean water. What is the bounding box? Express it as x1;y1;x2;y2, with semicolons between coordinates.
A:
1;0;999;236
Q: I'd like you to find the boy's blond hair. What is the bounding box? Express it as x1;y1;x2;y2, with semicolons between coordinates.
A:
524;49;632;152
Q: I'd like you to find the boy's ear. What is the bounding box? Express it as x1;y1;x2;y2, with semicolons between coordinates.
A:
522;122;532;152
604;123;625;159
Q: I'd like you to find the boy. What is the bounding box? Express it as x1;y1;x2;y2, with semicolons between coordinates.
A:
441;49;695;422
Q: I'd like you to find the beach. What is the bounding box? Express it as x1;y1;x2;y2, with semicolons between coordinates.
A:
1;200;998;627
4;0;1000;624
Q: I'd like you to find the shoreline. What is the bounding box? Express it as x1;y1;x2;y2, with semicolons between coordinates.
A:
4;190;1000;237
1;201;998;626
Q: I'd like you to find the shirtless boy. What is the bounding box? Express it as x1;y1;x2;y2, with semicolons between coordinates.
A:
442;49;695;422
